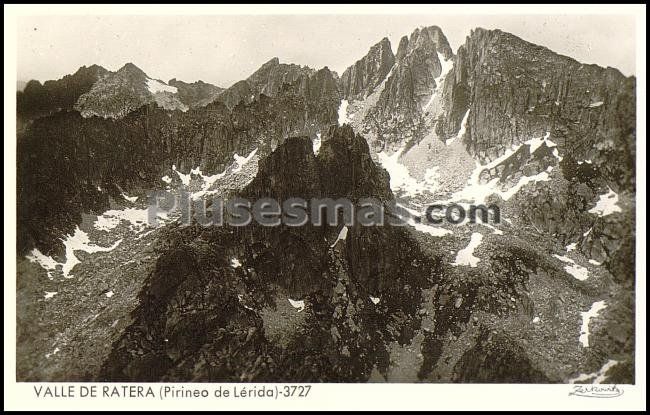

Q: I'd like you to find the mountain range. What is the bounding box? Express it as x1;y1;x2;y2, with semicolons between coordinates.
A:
16;25;635;384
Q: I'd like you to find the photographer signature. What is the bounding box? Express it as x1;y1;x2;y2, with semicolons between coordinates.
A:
569;385;624;398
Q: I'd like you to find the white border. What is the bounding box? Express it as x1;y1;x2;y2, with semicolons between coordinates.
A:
3;4;646;411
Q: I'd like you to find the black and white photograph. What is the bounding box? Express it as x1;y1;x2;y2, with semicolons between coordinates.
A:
4;4;646;411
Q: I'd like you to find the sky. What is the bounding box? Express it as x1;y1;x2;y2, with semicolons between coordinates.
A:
17;14;636;88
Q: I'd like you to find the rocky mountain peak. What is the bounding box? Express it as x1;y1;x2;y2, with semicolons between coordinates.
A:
74;62;187;118
317;124;393;201
396;25;453;63
395;35;410;61
74;64;109;78
117;62;147;77
17;64;109;122
340;36;395;100
354;25;455;146
244;124;392;204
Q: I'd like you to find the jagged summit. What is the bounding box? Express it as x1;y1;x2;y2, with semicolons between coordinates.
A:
216;55;339;110
340;24;457;146
340;36;395;100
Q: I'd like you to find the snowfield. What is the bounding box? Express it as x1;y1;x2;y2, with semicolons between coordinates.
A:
145;78;178;94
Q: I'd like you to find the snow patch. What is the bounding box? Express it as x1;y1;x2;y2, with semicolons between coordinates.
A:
579;300;607;347
121;192;138;203
30;205;158;278
172;165;192;186
370;296;380;305
26;249;59;280
28;227;123;279
525;131;550;154
233;148;259;173
313;133;322;155
60;228;122;278
187;166;228;201
566;242;577;252
445;133;557;205
45;347;60;359
146;78;178;94
95;208;166;233
396;203;453;237
337;99;349;126
553;254;591;281
423;52;454;112
569;359;618;384
588;101;604;108
288;299;305;312
331;226;349;248
377;149;439;197
44;291;57;299
589;188;622;216
105;290;114;298
407;217;453;237
230;258;242;268
451;233;483;267
479;222;504;235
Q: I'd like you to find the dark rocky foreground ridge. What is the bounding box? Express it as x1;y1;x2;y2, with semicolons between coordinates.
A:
16;24;635;383
99;126;440;381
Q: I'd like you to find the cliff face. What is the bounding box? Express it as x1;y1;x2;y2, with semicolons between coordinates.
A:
340;37;395;100
433;28;635;281
437;28;635;191
377;26;453;113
